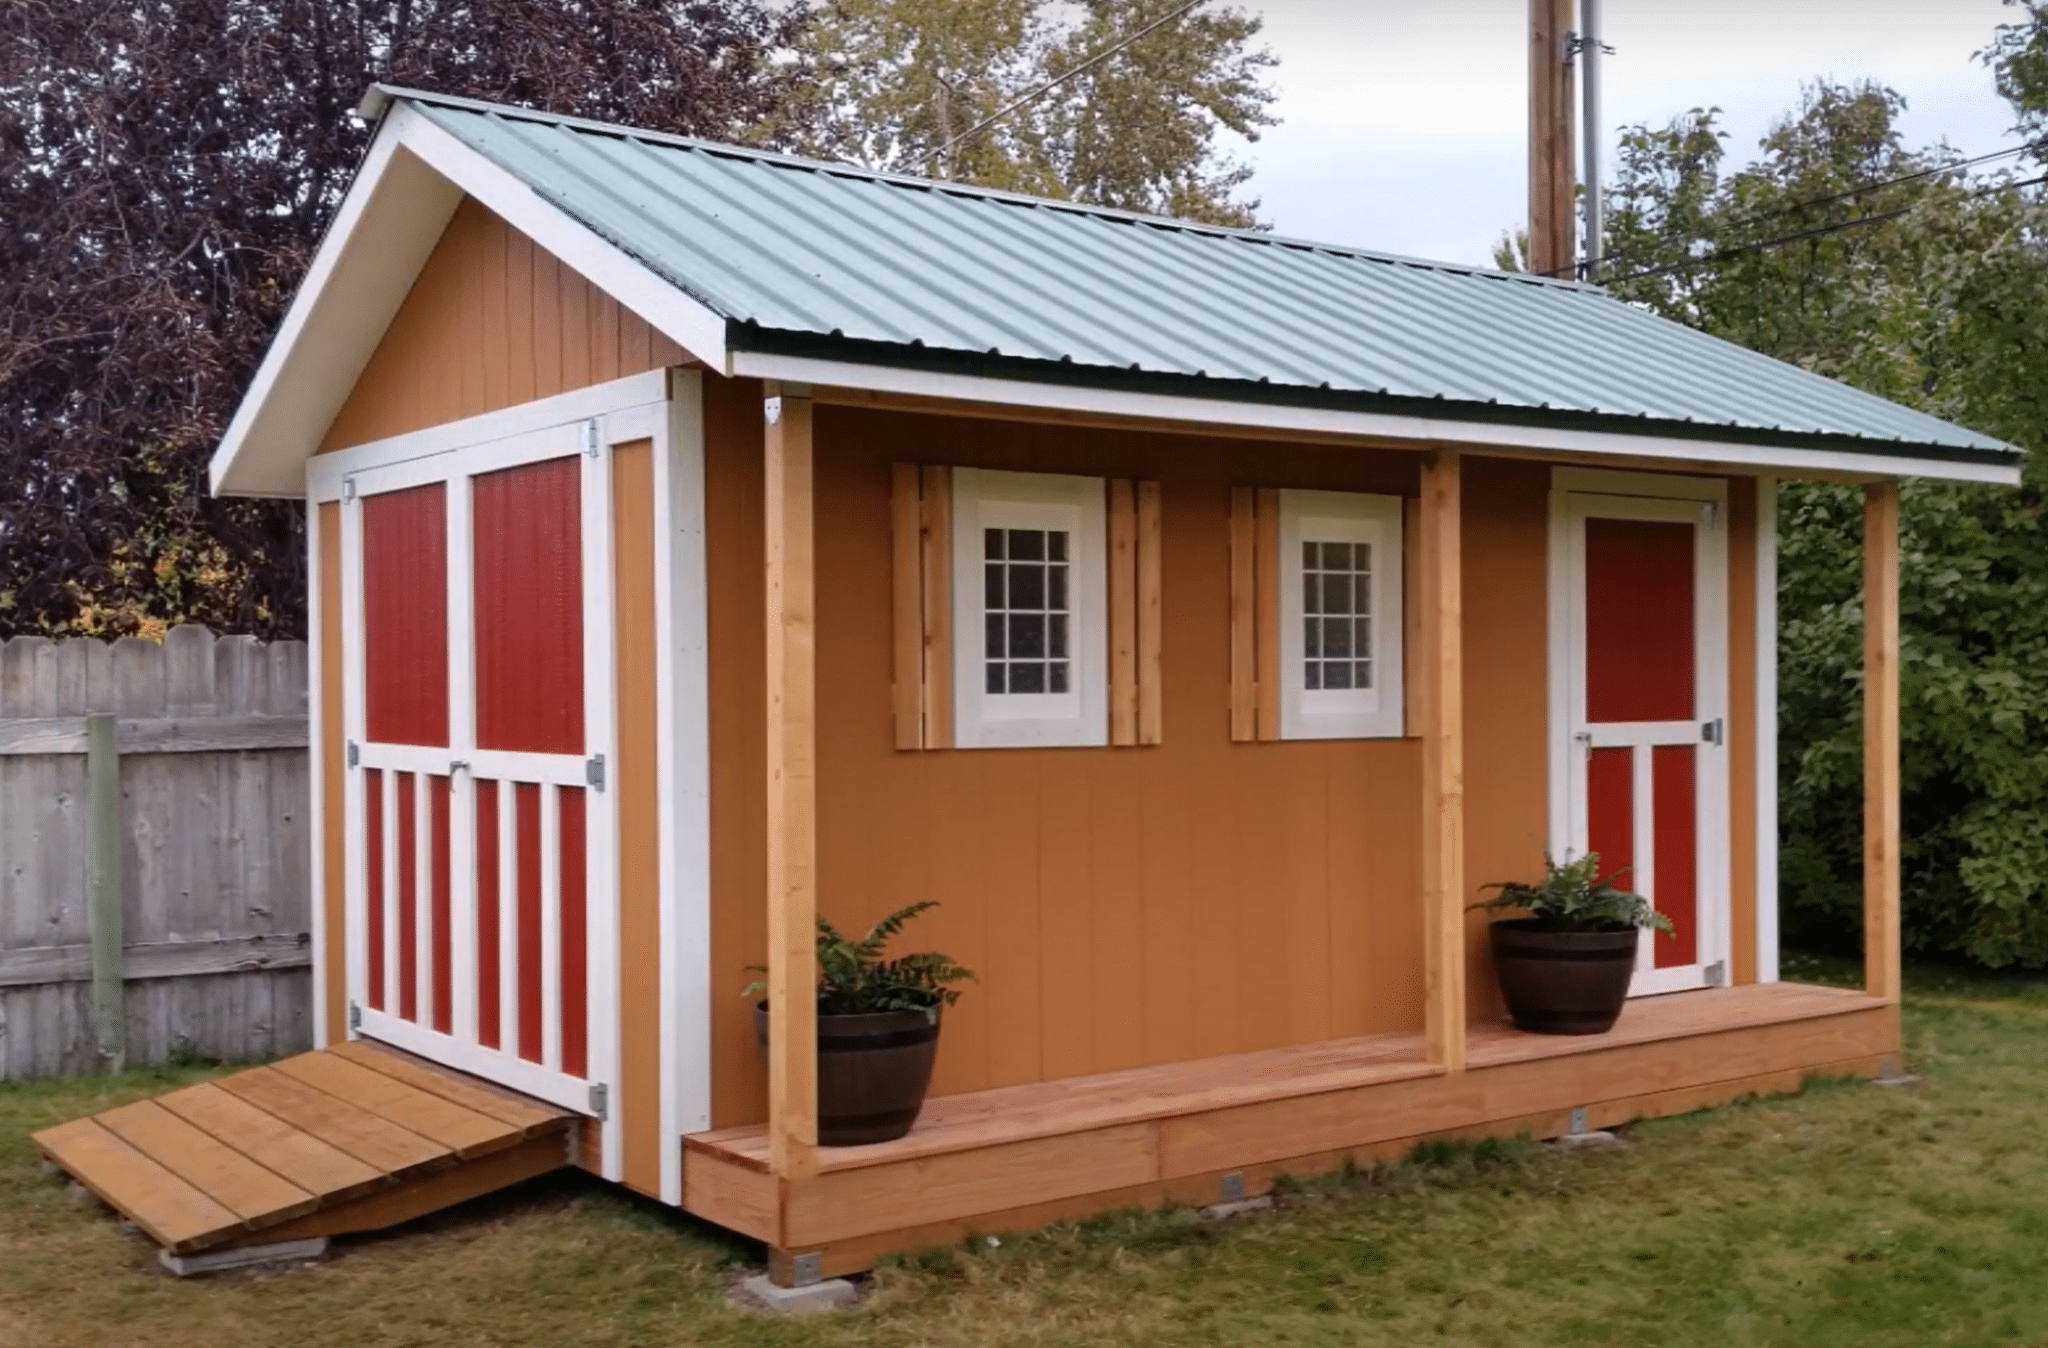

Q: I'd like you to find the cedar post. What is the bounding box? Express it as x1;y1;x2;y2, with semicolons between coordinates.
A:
765;388;819;1179
1419;451;1467;1072
1863;482;1901;1003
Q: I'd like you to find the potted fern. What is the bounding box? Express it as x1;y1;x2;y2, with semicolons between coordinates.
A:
748;901;974;1145
1473;852;1673;1035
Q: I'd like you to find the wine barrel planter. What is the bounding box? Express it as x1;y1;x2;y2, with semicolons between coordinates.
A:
1488;920;1641;1035
754;1003;942;1145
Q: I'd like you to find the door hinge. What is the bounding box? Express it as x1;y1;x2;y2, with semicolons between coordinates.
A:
1700;501;1721;529
588;1082;609;1120
585;753;606;791
1701;718;1724;746
345;739;360;768
1704;960;1728;988
347;1000;362;1031
341;475;357;502
581;418;601;459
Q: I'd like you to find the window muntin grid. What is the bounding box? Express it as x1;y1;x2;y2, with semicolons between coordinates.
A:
1301;539;1372;692
985;527;1071;695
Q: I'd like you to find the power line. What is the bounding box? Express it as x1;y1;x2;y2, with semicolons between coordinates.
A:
1599;170;2048;286
1543;135;2048;280
918;0;1206;177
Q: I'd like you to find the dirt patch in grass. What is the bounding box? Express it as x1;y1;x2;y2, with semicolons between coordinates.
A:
8;972;2048;1347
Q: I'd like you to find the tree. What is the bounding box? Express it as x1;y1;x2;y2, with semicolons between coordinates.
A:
0;0;809;641
796;0;1276;227
1593;70;2048;966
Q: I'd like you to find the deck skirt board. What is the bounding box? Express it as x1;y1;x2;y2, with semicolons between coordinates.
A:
683;982;1898;1267
34;1044;576;1254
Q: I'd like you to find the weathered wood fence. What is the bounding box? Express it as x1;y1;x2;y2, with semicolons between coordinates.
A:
0;627;311;1079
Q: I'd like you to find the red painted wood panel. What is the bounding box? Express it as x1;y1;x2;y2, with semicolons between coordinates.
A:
473;457;584;754
1652;744;1699;968
366;769;385;1011
516;782;544;1064
1587;746;1635;893
430;774;453;1034
475;780;501;1050
397;772;419;1023
362;484;450;747
559;786;589;1079
1585;517;1695;724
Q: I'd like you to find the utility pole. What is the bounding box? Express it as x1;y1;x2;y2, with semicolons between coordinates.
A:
1580;0;1604;277
1527;0;1576;278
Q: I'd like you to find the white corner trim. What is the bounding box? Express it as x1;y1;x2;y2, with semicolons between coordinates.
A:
391;107;728;373
729;351;2024;487
1755;474;1781;983
1276;489;1405;740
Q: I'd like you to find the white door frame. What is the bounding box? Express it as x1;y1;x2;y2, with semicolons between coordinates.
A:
1547;468;1731;996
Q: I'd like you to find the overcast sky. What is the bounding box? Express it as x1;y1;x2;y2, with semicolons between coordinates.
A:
1235;0;2029;265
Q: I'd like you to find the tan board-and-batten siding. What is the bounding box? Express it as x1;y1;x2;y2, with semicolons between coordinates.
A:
319;197;686;453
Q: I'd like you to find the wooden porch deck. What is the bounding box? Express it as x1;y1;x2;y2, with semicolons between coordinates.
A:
34;1040;575;1257
684;982;1899;1278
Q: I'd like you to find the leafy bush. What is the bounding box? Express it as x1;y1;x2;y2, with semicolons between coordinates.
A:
1472;853;1675;935
746;901;975;1019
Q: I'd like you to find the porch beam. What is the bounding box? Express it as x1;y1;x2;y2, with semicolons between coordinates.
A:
1862;482;1901;1003
765;387;820;1179
1419;450;1467;1072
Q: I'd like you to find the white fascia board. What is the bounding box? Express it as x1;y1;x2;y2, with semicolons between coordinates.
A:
209;135;463;498
392;107;728;378
730;351;2024;487
210;102;729;500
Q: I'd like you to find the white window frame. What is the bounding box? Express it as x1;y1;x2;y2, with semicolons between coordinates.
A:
1277;489;1406;740
951;468;1109;748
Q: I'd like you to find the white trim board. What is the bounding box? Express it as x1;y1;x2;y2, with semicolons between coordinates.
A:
209;105;725;499
735;352;2021;487
1755;475;1781;983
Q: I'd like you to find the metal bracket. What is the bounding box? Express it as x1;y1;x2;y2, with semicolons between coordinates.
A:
1568;1107;1588;1136
345;739;359;768
448;759;470;776
1219;1172;1245;1203
585;753;607;791
347;1000;362;1031
581;419;601;459
1704;960;1728;987
341;476;357;502
1701;718;1724;746
788;1251;822;1287
588;1082;609;1121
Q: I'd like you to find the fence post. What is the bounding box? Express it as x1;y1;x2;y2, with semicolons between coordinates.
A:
85;711;126;1073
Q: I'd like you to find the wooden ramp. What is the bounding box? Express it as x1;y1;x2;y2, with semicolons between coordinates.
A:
34;1041;575;1256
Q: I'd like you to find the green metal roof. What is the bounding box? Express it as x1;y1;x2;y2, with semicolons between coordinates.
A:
394;90;2018;468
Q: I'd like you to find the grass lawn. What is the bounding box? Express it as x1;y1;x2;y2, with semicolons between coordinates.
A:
7;959;2048;1348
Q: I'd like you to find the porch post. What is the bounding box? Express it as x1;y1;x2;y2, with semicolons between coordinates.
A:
1420;450;1467;1071
1863;482;1901;1003
765;386;819;1179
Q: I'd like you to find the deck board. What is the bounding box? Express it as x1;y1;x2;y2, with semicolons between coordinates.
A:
34;1043;576;1254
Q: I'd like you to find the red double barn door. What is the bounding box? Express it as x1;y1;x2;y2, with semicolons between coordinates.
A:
341;422;616;1120
1555;478;1729;996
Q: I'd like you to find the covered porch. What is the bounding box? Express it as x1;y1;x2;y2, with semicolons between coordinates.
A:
721;387;1908;1283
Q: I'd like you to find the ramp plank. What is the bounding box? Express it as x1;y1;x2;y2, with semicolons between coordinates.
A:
156;1082;386;1205
330;1040;567;1134
96;1100;317;1226
219;1066;445;1176
271;1052;511;1157
33;1117;242;1251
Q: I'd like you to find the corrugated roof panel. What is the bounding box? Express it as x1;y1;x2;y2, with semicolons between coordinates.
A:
408;97;2017;460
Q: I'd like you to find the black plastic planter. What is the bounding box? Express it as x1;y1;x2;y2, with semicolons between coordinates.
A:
1488;919;1641;1035
754;1003;942;1145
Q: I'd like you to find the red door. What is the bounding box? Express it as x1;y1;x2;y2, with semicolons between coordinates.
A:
1560;485;1728;995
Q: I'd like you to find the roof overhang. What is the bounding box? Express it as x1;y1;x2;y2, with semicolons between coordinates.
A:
208;101;730;497
213;93;2023;497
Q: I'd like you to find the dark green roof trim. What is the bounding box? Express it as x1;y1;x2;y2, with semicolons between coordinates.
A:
729;324;2025;469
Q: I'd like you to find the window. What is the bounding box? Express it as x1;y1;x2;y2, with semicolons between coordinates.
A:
951;468;1108;747
1277;489;1404;739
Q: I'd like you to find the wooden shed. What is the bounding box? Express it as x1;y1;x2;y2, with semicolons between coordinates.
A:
42;87;2025;1282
